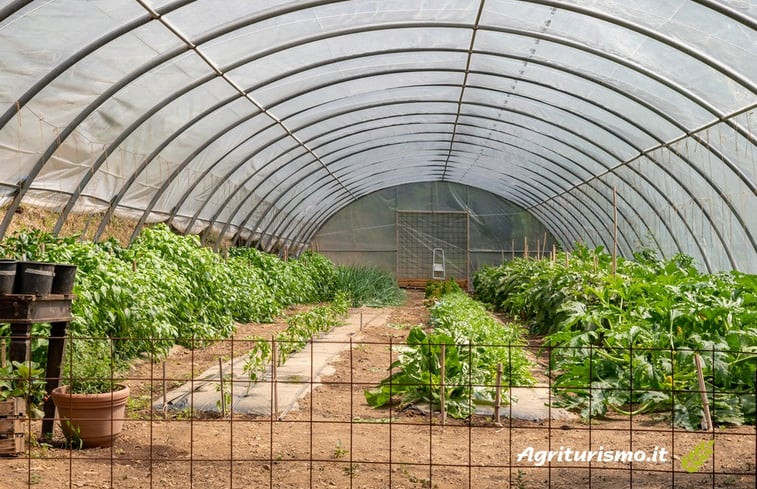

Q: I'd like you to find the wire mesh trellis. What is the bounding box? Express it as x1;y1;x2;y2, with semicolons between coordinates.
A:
1;331;756;489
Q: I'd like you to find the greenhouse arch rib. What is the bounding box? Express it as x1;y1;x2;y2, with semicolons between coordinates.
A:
164;50;674;245
78;19;752;264
0;1;751;270
0;0;352;240
210;120;655;256
229;94;714;268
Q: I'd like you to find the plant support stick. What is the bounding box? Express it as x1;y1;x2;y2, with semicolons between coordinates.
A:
694;354;713;431
440;344;446;426
494;363;502;425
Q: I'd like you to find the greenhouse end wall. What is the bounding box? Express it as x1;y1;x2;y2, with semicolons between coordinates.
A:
312;182;557;281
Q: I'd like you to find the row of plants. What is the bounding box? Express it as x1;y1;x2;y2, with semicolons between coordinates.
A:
0;224;406;397
243;293;350;381
332;264;406;307
474;246;757;429
365;290;534;418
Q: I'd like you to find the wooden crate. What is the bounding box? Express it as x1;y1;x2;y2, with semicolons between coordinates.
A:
0;434;25;455
0;399;26;456
0;398;26;417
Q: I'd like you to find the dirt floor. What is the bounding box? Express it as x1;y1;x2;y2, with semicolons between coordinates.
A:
2;290;756;488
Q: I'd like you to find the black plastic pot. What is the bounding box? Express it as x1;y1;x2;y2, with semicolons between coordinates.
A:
51;264;77;295
0;260;17;294
14;262;55;296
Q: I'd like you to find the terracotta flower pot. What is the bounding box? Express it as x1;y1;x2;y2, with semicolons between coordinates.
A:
51;384;130;448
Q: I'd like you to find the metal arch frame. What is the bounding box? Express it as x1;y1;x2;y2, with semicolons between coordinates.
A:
91;92;245;240
292;168;585;253
267;131;642;252
225;0;757;252
302;169;592;252
193;142;312;244
2;10;752;252
0;42;191;239
26;30;748;252
291;172;589;257
260;109;672;253
263;146;609;253
530;0;755;92
295;152;617;251
206;115;597;251
312;120;661;251
130;41;748;262
299;177;579;253
226;99;688;263
125;113;283;242
236;87;708;262
76;57;752;263
0;1;32;24
239;136;592;251
0;0;197;237
439;0;486;181
232;81;634;246
0;0;350;238
50;71;219;234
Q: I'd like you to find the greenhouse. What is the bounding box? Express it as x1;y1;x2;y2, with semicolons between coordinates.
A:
0;1;755;488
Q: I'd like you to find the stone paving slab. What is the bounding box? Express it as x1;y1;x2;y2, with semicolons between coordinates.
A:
153;308;390;418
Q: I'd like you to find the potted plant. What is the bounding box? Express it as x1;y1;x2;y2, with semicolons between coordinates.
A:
50;338;129;448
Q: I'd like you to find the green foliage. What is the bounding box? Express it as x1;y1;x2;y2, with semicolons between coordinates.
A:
0;225;341;364
473;247;757;429
0;361;47;415
243;293;350;381
365;292;533;418
61;338;124;394
332;265;405;307
424;278;462;303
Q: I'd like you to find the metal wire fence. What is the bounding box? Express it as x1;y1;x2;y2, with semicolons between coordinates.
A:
1;333;756;489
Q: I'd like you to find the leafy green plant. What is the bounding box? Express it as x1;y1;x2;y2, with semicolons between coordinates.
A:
2;224;344;365
474;247;757;429
0;360;46;416
332;265;405;307
424;278;461;303
365;292;534;418
61;338;124;394
244;293;350;380
333;439;348;459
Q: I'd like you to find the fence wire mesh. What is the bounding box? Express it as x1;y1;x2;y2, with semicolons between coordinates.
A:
1;328;756;489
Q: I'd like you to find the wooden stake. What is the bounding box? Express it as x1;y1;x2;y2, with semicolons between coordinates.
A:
565;251;570;268
271;336;278;418
511;239;515;260
612;187;618;276
694;354;713;431
542;232;547;257
552;244;556;263
440;344;446;426
132;260;137;273
218;358;226;417
162;362;168;420
593;253;598;273
524;236;529;259
494;363;503;425
536;239;541;260
1;339;6;368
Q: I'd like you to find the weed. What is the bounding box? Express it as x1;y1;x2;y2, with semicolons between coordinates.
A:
515;469;527;489
333;439;348;459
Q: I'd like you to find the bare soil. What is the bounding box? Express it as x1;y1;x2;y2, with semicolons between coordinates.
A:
2;291;755;488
